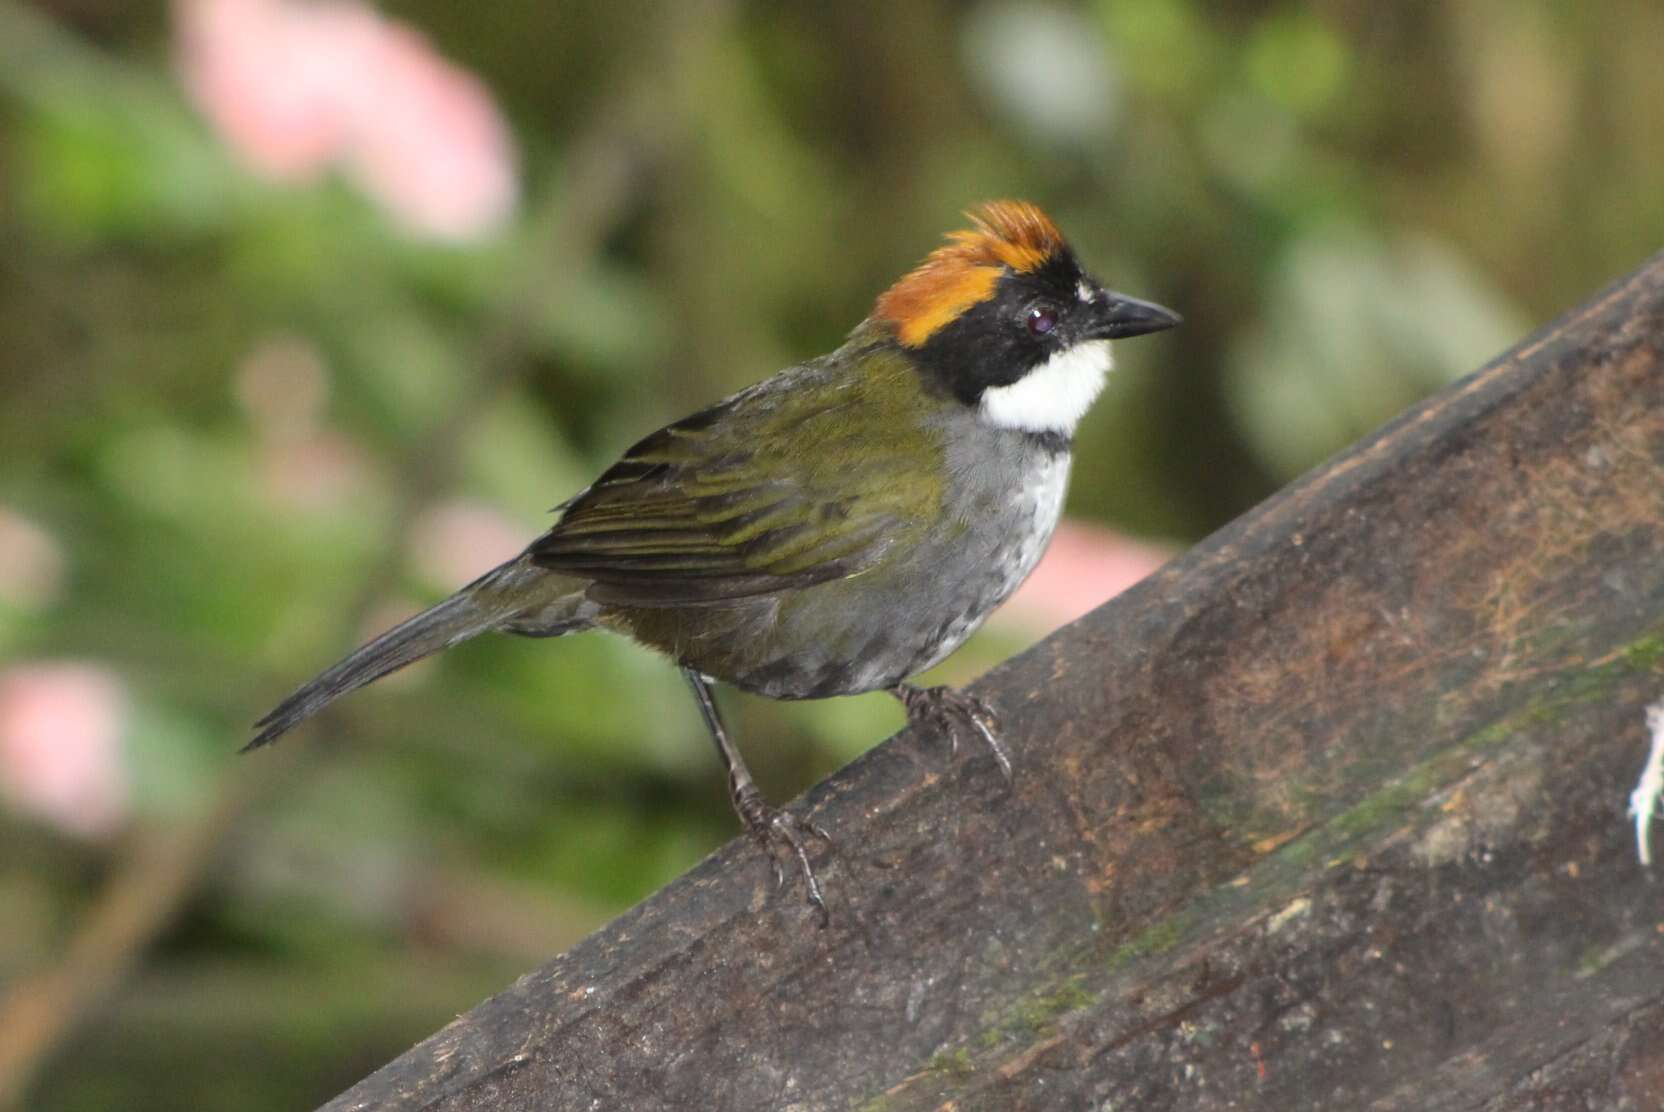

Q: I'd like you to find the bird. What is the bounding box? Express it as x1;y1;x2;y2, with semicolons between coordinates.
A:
248;200;1180;924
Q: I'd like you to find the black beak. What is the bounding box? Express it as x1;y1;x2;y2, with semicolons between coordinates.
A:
1088;290;1182;340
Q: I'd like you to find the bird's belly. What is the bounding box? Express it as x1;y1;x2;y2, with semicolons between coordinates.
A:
660;450;1070;700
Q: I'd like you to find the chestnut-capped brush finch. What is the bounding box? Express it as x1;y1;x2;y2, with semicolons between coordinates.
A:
249;201;1180;924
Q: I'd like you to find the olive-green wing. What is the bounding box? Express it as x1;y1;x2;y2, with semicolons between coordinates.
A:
529;357;941;607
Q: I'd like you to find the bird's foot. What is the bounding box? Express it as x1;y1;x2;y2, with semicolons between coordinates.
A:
734;785;833;928
890;683;1012;780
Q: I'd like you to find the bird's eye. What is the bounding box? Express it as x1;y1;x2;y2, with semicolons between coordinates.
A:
1026;306;1058;337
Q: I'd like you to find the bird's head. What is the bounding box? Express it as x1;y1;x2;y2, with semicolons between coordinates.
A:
874;200;1179;437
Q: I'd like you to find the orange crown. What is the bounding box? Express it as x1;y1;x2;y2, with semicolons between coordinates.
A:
875;201;1068;347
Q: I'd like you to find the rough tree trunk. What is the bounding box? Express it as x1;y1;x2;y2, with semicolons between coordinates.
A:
323;253;1664;1111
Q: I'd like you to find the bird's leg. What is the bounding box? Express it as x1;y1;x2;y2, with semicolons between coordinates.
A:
682;669;832;927
889;682;1013;780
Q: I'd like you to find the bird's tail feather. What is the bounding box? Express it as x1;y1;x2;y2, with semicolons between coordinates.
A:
246;560;582;750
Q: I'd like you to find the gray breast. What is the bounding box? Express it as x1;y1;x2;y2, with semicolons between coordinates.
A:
904;436;1071;675
699;426;1071;701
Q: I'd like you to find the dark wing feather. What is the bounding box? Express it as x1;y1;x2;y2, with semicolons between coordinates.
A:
529;354;940;607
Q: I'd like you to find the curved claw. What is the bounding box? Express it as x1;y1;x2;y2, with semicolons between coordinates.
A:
892;683;1014;781
738;795;833;927
767;816;829;927
967;712;1013;781
766;847;787;891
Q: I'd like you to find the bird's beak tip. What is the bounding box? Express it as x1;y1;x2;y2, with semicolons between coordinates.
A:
1095;291;1182;340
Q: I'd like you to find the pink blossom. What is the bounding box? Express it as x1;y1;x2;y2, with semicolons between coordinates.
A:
234;333;331;437
0;663;131;839
994;518;1173;635
0;507;65;612
175;0;518;241
175;0;369;181
258;430;373;510
232;333;374;510
338;21;520;242
409;500;528;589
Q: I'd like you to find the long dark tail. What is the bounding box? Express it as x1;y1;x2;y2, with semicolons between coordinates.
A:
246;559;584;751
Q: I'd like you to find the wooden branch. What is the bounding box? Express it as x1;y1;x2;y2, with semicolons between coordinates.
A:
323;253;1664;1111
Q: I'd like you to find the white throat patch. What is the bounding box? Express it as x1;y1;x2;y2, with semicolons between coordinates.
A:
978;341;1113;435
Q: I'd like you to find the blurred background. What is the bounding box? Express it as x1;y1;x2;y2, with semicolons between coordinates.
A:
1;0;1660;1107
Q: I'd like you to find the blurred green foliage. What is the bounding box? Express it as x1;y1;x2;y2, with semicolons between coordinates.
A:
1;0;1661;1107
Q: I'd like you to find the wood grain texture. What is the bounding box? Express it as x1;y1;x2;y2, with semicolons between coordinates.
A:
323;253;1664;1112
